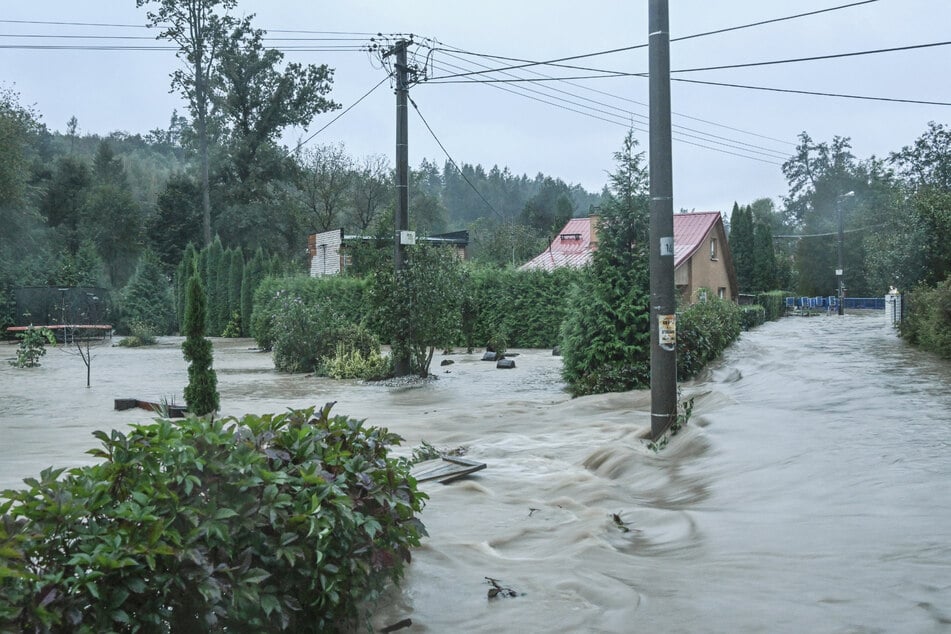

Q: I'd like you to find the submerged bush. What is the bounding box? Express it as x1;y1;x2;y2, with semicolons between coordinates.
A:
8;325;55;367
755;290;791;321
740;304;766;330
677;295;743;380
0;404;427;633
900;278;951;358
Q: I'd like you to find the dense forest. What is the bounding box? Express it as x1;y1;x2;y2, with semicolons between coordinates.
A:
0;82;602;331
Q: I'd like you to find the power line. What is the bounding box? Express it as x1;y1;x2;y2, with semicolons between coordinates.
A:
427;51;951;109
425;0;882;81
431;50;789;160
433;40;796;148
293;75;390;151
424;57;784;165
407;94;505;220
671;77;951;107
672;40;951;74
774;224;886;239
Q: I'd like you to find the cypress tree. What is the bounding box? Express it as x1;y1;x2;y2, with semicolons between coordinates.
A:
182;273;219;416
240;248;265;336
177;242;198;332
752;222;778;292
225;247;243;335
729;203;755;293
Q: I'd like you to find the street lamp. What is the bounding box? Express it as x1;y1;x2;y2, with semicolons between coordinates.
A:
835;191;854;316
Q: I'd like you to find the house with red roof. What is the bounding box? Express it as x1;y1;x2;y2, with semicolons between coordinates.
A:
520;212;737;303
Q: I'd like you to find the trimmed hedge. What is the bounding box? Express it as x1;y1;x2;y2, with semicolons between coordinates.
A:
466;266;582;350
251;275;368;351
740;304;767;330
0;405;426;633
677;296;743;381
755;290;792;321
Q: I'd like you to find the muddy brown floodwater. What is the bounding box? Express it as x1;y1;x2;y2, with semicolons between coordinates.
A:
2;313;950;632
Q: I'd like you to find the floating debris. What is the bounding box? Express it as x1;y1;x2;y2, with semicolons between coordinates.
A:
486;576;519;599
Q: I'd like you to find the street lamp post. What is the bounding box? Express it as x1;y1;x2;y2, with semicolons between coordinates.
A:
835;191;854;316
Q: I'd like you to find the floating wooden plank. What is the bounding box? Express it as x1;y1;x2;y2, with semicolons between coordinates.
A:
411;456;486;484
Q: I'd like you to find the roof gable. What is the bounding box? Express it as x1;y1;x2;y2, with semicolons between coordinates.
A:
672;211;723;268
521;212;726;271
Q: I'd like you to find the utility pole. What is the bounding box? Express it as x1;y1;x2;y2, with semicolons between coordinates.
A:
391;38;411;376
835;191;854;316
648;0;677;440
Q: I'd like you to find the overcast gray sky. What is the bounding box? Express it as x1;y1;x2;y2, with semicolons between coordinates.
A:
3;1;950;216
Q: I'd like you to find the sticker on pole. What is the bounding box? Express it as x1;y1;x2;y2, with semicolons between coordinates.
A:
660;237;674;257
659;314;676;351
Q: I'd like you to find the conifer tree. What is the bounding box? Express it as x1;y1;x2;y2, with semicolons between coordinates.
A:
182;273;219;416
752;222;778;292
729;203;755;293
561;130;651;396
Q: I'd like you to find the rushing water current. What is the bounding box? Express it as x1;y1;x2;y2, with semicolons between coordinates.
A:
1;313;950;632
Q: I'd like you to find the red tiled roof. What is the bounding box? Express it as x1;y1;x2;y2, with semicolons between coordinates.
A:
520;212;724;271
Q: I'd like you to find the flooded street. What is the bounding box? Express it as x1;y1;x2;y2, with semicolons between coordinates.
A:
2;314;950;632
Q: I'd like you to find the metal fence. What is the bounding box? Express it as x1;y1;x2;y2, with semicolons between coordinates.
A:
784;296;886;310
13;287;108;327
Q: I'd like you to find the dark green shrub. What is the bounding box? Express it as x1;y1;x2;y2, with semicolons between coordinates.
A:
182;274;219;416
466;267;581;349
0;405;427;633
677;296;743;380
561;130;652;397
118;250;174;336
900;278;951;358
740;304;766;330
755;290;791;321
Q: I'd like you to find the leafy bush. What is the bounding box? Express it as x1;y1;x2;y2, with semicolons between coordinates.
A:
677;295;743;380
251;275;367;351
900;278;951;358
221;310;241;338
755;290;791;321
323;342;391;380
0;405;427;633
321;323;390;380
367;244;464;377
116;319;158;347
8;325;55;367
740;304;766;330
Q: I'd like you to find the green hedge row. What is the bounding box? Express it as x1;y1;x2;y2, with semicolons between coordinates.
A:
0;406;426;633
740;304;767;330
755;290;792;321
677;296;743;381
900;278;951;358
465;267;582;349
251;275;368;350
253;268;581;354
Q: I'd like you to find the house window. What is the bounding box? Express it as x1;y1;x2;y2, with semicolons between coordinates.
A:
710;238;718;260
718;287;726;299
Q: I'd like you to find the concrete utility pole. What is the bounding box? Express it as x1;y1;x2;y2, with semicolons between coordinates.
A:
648;0;678;440
391;39;411;376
